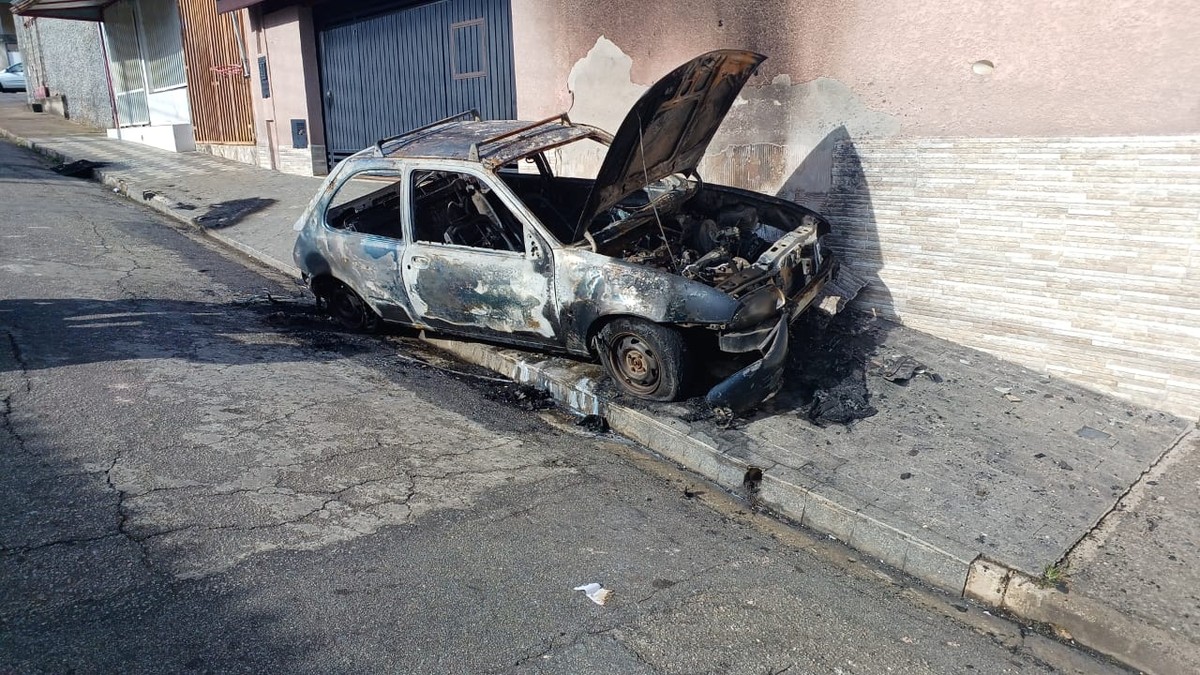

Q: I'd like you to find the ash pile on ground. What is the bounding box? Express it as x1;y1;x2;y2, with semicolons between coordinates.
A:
775;312;889;426
483;382;555;411
53;159;107;178
773;311;942;426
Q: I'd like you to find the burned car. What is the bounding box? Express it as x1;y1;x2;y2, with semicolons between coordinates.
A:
294;50;860;412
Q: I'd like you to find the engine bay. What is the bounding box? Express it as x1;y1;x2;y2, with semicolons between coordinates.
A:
594;185;826;289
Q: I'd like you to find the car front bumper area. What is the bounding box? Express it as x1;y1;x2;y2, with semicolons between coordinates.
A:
705;314;789;413
703;262;866;413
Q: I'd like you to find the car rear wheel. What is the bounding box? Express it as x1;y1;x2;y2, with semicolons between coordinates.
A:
317;279;379;332
597;318;688;402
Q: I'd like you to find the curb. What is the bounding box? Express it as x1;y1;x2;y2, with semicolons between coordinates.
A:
423;336;980;595
967;557;1194;675
407;340;1200;675
4;123;1192;674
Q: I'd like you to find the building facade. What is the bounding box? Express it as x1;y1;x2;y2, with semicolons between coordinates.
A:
10;17;114;128
12;0;256;156
219;0;515;176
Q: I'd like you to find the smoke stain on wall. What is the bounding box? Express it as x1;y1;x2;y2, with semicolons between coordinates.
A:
565;37;900;206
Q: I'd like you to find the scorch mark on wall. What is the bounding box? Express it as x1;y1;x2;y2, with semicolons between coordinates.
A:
565;37;901;205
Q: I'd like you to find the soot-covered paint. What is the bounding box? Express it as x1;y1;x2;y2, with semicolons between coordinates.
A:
292;50;862;410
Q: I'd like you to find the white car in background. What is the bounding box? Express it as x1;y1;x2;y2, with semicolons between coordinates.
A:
0;63;26;93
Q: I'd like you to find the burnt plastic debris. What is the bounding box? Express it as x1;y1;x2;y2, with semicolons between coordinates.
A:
53;159;107;178
807;368;878;426
576;414;609;433
874;354;941;384
490;383;554;411
705;316;788;414
780;312;885;426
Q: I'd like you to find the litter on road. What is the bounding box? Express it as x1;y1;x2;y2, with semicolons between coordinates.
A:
573;583;613;606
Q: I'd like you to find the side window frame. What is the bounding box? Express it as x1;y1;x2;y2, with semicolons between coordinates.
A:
406;164;534;257
322;165;407;242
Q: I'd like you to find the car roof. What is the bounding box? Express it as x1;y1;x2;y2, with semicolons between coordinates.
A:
372;117;611;168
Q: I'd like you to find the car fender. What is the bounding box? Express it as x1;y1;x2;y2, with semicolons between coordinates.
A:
555;249;739;354
292;154;401;284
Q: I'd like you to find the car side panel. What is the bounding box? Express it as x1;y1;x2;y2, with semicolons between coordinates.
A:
554;249;740;354
293;157;418;324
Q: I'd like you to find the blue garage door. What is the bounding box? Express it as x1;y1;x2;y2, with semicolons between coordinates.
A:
318;0;516;168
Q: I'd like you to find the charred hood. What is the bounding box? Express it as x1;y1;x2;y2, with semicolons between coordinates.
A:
575;50;766;238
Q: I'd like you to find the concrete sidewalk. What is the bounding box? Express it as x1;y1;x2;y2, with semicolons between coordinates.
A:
3;97;1197;674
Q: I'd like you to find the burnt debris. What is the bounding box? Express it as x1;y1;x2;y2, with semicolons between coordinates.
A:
775;311;886;426
576;414;609;433
485;382;554;411
872;353;941;384
807;369;878;426
52;159;107;178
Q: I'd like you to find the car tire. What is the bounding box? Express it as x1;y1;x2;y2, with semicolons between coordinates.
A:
320;280;380;332
597;317;689;402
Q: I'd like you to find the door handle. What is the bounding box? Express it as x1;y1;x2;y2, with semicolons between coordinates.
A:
410;255;429;270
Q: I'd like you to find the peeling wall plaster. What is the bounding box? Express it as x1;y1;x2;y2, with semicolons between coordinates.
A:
565;36;646;133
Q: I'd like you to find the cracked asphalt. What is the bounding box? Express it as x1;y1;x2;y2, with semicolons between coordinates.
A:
0;139;1121;674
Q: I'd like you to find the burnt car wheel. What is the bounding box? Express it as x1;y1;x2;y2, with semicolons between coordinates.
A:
597;318;688;401
318;279;379;332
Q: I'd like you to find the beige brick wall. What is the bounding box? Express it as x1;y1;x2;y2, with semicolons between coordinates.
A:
821;136;1200;418
195;143;259;166
276;144;326;177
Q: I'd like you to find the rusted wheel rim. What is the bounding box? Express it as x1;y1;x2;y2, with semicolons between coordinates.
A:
611;333;660;395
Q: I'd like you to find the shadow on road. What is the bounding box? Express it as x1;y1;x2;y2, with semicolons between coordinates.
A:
0;297;354;670
0;296;375;373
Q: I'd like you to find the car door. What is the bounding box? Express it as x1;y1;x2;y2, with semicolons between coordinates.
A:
320;167;415;323
401;166;559;347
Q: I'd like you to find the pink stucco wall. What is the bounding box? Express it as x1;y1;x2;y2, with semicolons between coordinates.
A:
248;5;327;175
513;0;1200;137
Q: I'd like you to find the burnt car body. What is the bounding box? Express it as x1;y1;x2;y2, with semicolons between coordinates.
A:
293;50;860;411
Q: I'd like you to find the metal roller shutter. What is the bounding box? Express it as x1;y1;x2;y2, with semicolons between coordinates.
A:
317;0;516;168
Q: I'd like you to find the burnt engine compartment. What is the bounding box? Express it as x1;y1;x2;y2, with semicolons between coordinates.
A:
497;172;827;290
618;210;761;285
593;186;816;287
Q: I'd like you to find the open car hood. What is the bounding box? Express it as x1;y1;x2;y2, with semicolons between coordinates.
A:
575;49;766;238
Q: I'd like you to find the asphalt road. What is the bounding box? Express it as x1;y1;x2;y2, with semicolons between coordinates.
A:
0;139;1120;674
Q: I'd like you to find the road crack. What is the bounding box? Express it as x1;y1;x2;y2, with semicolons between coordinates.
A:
104;454;159;574
1;532;122;557
2;331;33;455
133;471;418;543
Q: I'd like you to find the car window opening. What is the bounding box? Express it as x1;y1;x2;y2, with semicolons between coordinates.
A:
410;170;524;253
325;172;405;240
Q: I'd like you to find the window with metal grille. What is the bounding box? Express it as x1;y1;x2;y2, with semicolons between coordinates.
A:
104;1;141;92
137;0;187;92
103;0;150;126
